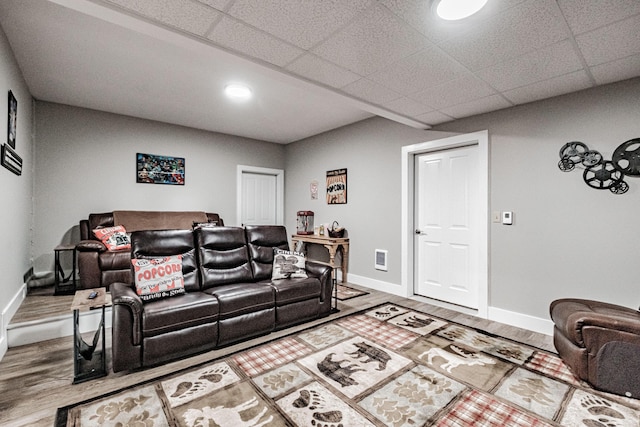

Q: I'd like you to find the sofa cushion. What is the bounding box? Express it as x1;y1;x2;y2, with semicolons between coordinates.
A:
142;292;219;338
205;283;274;318
272;249;308;280
113;210;208;232
131;229;200;292
195;227;254;289
99;250;132;271
269;277;321;306
93;225;131;251
245;225;289;281
132;255;186;302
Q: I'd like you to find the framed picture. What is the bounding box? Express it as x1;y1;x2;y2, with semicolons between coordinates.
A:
136;152;185;185
1;143;22;176
326;168;347;204
7;90;17;149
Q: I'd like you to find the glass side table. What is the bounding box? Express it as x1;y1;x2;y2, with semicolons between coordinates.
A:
70;288;111;384
54;244;77;295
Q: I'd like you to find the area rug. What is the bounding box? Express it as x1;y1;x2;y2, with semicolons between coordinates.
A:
56;303;640;426
335;284;368;301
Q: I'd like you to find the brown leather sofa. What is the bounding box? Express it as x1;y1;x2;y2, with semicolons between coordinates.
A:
110;225;332;372
550;298;640;398
77;211;223;291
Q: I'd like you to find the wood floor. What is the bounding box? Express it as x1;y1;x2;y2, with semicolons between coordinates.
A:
0;284;554;427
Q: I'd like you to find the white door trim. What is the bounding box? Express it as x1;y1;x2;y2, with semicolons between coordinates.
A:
401;130;489;318
236;165;284;226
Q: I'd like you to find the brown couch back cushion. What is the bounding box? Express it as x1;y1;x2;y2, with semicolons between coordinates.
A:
114;210;208;232
130;229;200;292
195;227;254;289
244;225;289;281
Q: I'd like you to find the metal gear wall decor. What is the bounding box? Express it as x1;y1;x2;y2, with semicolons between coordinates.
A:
558;138;640;195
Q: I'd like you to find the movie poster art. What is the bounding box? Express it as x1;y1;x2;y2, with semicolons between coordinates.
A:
326;168;347;204
136;153;185;185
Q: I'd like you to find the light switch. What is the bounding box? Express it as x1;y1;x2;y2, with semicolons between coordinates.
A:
502;211;513;225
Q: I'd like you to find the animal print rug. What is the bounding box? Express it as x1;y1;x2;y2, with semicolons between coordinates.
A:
56;303;640;426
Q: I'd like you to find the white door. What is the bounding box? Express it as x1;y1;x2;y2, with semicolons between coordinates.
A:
237;165;284;226
414;145;480;309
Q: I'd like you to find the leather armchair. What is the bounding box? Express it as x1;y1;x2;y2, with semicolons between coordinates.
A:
550;298;640;398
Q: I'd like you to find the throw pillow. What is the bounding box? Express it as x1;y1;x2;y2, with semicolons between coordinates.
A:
272;249;308;280
132;255;186;302
192;221;218;230
92;225;131;251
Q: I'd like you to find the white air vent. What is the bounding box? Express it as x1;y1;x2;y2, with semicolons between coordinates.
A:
375;249;388;271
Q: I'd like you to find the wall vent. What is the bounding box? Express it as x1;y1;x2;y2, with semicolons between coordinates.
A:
375;249;388;271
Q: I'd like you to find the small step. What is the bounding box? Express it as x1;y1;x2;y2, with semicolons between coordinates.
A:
7;308;112;347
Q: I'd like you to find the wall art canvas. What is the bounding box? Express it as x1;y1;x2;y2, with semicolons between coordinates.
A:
7;90;17;149
136;153;185;185
326;168;347;204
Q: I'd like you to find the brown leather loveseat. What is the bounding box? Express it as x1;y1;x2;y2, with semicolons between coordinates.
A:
77;210;223;290
110;225;332;372
550;298;640;398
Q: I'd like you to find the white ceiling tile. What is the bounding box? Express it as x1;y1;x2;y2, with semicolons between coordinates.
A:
590;54;640;85
415;110;455;126
208;17;304;67
286;54;362;89
227;0;372;49
341;78;402;105
105;0;220;35
440;94;512;119
440;0;570;71
576;14;640;66
383;97;432;116
312;4;428;76
195;0;233;11
409;74;497;109
368;46;468;96
379;0;529;45
502;70;593;104
476;40;584;91
558;0;640;35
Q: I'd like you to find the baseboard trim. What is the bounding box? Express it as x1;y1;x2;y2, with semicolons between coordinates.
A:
347;275;553;336
1;283;27;361
488;306;554;336
345;273;406;297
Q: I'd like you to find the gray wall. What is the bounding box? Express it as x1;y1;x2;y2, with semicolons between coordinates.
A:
284;117;454;287
33;102;285;273
0;25;34;346
434;78;640;319
285;78;640;325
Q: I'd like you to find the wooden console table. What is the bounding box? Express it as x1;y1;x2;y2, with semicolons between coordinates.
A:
291;234;349;284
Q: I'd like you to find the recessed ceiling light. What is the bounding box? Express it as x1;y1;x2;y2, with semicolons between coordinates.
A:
224;83;252;100
434;0;488;21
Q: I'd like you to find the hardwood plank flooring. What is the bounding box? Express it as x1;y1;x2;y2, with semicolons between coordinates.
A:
0;284;554;427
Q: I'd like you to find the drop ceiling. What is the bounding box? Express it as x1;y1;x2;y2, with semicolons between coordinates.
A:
1;0;639;144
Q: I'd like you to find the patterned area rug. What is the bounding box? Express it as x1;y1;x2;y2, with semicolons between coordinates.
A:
56;303;640;426
335;284;368;301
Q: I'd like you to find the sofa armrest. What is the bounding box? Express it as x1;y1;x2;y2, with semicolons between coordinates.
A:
305;260;332;303
76;239;106;252
111;282;143;346
551;298;640;347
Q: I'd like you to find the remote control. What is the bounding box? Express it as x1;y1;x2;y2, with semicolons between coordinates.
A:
88;291;98;299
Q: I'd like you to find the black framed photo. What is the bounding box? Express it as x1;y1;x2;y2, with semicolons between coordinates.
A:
136;152;185;185
7;90;17;149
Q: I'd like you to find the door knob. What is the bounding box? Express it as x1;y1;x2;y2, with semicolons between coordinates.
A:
415;229;423;234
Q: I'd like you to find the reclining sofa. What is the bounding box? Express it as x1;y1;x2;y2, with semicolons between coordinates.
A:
111;225;333;372
77;210;223;291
